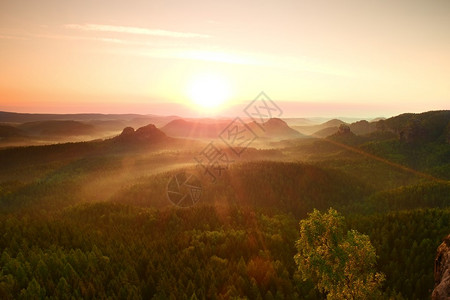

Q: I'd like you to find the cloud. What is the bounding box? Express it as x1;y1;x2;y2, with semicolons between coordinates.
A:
0;26;349;77
0;34;27;40
65;24;210;39
109;47;352;77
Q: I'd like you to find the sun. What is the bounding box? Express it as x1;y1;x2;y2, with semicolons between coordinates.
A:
187;74;231;110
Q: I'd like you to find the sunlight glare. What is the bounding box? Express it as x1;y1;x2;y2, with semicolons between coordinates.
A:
187;74;231;110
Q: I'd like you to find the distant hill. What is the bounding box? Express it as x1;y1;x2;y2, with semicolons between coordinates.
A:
282;117;316;126
161;118;302;140
371;117;386;122
326;124;365;145
0;111;144;123
161;119;230;138
312;126;339;138
0;111;179;128
338;110;450;179
128;116;179;128
322;111;449;146
18;120;96;137
87;120;127;132
0;123;174;171
293;119;345;135
323;118;346;127
379;110;450;143
312;120;377;137
248;118;303;139
0;112;181;148
0;125;37;148
0;124;26;138
349;120;377;135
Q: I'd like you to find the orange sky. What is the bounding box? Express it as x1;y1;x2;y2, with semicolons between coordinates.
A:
0;0;449;117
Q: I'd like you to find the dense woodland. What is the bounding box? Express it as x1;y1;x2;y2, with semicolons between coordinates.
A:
0;110;449;299
0;204;448;299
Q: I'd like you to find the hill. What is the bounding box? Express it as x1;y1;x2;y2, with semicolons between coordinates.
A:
311;126;339;138
379;110;450;143
282;117;316;126
353;181;450;214
160;119;230;138
0;111;144;123
0;123;177;180
0;111;179;124
0;124;26;138
248;118;303;139
293;119;345;135
109;160;371;216
0;110;448;299
161;118;302;140
304;110;450;180
311;120;377;138
0;111;179;135
360;111;450;178
323;118;346;127
18;120;96;137
349;120;377;135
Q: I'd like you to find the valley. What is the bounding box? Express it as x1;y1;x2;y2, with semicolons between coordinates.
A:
0;110;448;299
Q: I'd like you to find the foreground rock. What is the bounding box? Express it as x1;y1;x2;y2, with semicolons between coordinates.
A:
432;234;450;299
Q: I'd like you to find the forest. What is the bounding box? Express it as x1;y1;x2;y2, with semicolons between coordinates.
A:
0;110;449;299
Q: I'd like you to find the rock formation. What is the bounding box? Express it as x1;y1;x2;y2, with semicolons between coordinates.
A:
432;234;450;299
113;124;167;144
337;124;351;135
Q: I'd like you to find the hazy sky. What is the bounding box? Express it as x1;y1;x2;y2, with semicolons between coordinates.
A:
0;0;449;117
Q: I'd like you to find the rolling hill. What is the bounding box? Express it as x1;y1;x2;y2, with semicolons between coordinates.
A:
0;111;179;125
0;124;26;138
310;120;377;138
161;118;302;140
0;111;448;299
293;119;346;135
160;119;230;138
247;118;303;139
18;120;96;137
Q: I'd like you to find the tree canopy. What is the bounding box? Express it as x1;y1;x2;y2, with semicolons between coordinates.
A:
295;208;385;299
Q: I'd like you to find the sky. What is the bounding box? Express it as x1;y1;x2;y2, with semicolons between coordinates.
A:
0;0;449;117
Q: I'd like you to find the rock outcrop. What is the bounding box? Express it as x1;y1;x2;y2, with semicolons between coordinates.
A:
337;124;351;135
113;124;167;144
432;234;450;299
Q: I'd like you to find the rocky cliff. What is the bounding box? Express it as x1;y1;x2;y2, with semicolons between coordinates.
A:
432;234;450;299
